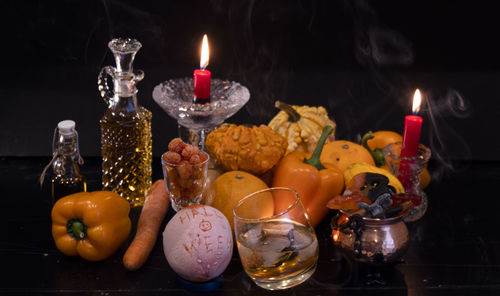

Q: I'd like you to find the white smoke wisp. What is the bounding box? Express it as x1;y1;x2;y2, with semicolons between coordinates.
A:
368;27;414;66
424;89;472;179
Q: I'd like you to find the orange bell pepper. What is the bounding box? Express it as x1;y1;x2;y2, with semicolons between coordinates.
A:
51;191;131;261
272;126;344;227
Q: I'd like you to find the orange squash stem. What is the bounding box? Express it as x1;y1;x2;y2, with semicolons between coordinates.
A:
304;125;333;170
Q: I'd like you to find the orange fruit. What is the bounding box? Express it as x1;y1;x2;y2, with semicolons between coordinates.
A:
211;171;273;231
366;130;403;151
420;166;431;189
201;168;222;205
320;140;375;172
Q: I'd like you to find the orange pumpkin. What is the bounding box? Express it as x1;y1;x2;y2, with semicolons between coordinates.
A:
320;140;375;172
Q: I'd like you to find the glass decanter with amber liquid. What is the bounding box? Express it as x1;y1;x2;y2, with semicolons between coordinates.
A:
98;38;152;207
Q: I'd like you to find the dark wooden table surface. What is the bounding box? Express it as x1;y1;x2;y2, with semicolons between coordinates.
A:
1;157;499;295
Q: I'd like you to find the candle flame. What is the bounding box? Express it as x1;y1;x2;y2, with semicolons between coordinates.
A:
332;230;340;242
412;89;422;114
200;34;209;69
333;233;339;241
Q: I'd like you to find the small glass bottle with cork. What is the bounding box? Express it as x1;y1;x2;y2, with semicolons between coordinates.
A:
40;120;87;202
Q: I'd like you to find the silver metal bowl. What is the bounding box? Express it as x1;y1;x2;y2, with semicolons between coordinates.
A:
331;212;409;263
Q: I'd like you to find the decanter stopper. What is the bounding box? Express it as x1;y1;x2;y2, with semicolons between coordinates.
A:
98;38;144;105
108;38;142;74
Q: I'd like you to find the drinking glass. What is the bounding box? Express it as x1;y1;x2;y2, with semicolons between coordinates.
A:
233;187;318;290
161;151;209;212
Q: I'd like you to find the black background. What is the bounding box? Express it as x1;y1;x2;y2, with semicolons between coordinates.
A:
2;0;499;166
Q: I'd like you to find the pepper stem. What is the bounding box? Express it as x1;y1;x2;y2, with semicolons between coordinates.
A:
67;218;87;240
304;126;333;170
275;101;301;122
361;131;385;167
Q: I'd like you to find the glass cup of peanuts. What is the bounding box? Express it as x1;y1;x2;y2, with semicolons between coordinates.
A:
161;138;210;212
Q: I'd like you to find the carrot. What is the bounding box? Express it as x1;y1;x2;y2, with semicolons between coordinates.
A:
123;179;170;271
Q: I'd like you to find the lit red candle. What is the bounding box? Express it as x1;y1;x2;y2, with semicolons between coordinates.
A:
399;89;423;191
401;89;423;157
193;34;211;103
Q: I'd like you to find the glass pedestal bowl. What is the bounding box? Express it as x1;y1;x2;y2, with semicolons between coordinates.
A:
152;78;250;149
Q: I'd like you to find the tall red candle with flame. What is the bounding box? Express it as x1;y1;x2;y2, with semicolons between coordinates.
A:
399;89;423;190
193;34;211;103
401;89;423;157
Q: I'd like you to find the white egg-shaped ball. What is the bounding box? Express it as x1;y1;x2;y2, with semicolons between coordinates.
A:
163;205;233;282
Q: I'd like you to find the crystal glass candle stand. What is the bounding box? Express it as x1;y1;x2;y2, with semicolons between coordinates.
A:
153;78;250;150
383;142;431;222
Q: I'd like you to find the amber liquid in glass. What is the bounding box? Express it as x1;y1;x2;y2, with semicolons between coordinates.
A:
237;220;318;287
101;108;152;207
52;176;87;202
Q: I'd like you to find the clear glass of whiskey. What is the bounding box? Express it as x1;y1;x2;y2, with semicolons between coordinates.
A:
233;187;318;290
